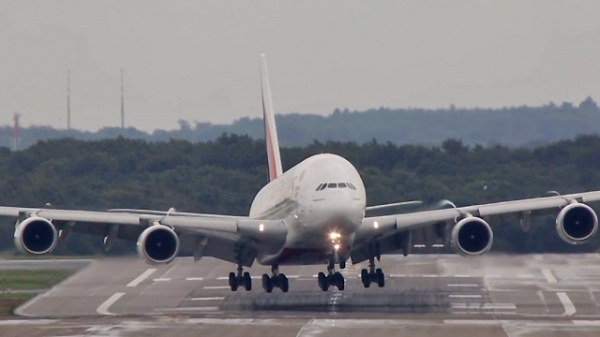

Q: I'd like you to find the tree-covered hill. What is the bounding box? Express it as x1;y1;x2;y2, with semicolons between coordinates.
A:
0;134;600;255
2;97;600;149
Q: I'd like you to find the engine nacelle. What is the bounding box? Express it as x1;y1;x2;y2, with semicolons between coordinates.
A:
14;217;58;255
136;225;180;265
556;203;598;245
451;216;493;256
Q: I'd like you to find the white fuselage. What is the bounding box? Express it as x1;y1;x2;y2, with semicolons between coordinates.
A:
249;153;366;265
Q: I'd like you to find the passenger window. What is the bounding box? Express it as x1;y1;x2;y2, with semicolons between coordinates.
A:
327;183;337;188
338;183;347;188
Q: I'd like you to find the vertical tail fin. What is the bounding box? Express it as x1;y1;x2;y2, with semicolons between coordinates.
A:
260;54;283;181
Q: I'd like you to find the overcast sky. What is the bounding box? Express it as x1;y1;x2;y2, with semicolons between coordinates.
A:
1;1;599;131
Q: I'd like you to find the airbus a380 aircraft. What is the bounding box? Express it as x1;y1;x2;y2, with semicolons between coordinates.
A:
3;55;600;293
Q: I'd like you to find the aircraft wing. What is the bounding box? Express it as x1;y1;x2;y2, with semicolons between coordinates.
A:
351;191;600;263
0;207;287;267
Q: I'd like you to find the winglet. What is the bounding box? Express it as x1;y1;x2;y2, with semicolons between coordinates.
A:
260;54;283;181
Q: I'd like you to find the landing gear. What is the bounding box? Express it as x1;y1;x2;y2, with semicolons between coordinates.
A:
262;265;289;293
318;259;345;291
229;247;252;291
361;256;385;288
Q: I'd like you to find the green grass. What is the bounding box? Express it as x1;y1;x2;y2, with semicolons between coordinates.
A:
0;270;74;315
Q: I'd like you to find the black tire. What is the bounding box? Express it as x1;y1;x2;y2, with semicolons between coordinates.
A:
318;272;328;291
229;272;238;291
243;272;252;291
334;272;345;291
262;274;273;293
361;269;371;288
280;274;289;293
340;260;346;269
375;269;385;288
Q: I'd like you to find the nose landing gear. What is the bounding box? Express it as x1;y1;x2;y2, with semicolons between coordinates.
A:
228;264;252;291
318;259;345;291
262;265;289;293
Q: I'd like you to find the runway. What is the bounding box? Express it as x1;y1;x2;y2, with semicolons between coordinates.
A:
6;254;600;336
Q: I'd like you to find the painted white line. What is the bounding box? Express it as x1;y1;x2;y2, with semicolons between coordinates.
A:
190;297;225;301
217;276;229;280
153;278;171;282
449;294;482;299
443;319;500;325
557;292;576;316
482;303;516;310
448;284;479;287
542;268;558;284
572;320;600;326
390;274;407;278
127;268;157;287
0;319;58;325
454;275;472;278
155;306;220;312
96;292;125;315
203;286;230;290
186;277;204;281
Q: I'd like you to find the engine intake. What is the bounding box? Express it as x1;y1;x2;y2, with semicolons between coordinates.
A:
451;217;493;256
556;203;598;244
14;217;58;255
137;225;180;264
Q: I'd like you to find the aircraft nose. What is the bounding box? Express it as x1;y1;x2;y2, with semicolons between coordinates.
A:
310;191;363;234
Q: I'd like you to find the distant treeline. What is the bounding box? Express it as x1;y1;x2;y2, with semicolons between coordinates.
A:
0;134;599;256
2;97;600;149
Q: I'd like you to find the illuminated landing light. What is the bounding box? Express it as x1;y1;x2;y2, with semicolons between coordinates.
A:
334;244;340;250
259;224;264;232
329;232;341;240
374;221;379;229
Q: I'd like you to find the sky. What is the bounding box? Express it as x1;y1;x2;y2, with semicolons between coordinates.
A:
1;1;599;131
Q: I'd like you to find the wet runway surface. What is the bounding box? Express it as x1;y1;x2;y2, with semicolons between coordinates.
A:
6;254;600;336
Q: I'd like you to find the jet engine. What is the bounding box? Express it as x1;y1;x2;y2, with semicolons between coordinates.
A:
451;216;493;256
556;203;598;245
137;225;180;264
14;217;58;255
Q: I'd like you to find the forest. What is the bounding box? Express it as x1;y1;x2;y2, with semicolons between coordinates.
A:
2;97;599;149
0;134;599;256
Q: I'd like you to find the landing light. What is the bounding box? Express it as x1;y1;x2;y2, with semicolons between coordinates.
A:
259;224;264;232
334;244;340;250
374;221;379;229
329;232;341;240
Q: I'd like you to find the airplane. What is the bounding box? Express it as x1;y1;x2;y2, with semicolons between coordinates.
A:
3;54;600;293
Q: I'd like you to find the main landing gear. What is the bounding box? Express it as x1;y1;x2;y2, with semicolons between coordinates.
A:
228;264;252;291
361;256;385;288
262;265;289;293
318;259;345;291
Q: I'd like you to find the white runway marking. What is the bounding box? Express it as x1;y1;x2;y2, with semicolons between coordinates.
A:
186;277;204;281
557;292;576;316
190;297;225;301
96;292;125;315
447;284;479;287
203;286;230;290
153;278;171;282
449;294;482;298
542;268;558;283
127;268;157;287
156;306;220;312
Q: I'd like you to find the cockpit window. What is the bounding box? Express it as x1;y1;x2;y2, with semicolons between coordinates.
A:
338;183;347;188
347;182;356;190
327;183;337;188
319;183;327;191
315;183;324;191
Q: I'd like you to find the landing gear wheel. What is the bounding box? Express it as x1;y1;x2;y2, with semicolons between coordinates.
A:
339;260;346;269
229;272;238;291
318;272;328;291
375;268;385;288
333;272;345;290
279;274;289;293
243;272;252;291
262;274;273;293
361;269;371;288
